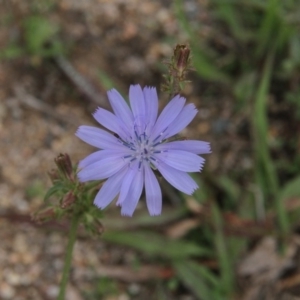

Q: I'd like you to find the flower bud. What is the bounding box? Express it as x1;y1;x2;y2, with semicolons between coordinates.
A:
54;153;74;181
161;44;192;95
60;191;76;209
93;220;104;236
173;44;191;77
95;220;104;235
32;207;55;223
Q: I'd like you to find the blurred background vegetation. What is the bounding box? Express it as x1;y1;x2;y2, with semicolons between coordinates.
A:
1;0;300;299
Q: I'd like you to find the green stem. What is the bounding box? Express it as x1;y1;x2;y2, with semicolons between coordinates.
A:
57;214;80;300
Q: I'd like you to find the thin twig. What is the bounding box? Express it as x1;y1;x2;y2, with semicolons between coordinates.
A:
54;55;108;108
13;85;78;126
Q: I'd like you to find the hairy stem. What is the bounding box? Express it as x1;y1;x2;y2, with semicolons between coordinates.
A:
57;214;80;300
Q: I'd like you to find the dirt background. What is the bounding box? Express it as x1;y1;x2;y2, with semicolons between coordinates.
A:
1;1;300;300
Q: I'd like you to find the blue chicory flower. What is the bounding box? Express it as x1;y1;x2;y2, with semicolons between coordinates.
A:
76;85;210;216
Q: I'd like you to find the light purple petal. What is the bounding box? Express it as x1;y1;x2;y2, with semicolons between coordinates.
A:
155;161;198;195
154;150;205;172
150;95;186;142
78;150;104;169
143;86;158;132
77;155;127;182
78;149;131;169
144;164;162;216
94;166;128;209
129;85;145;119
156;140;211;155
93;107;128;139
76;84;211;217
116;161;139;206
121;168;144;217
163;104;198;139
107;89;133;131
76;126;124;150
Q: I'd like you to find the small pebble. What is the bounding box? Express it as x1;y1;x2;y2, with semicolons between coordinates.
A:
5;271;21;286
0;282;16;299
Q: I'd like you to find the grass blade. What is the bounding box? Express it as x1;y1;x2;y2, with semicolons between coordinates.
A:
102;231;212;259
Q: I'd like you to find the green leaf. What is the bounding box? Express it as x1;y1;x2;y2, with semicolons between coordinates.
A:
290;34;300;64
212;204;235;295
253;52;278;197
233;72;257;106
0;44;23;60
279;176;300;201
253;52;289;234
213;2;251;41
102;231;211;259
97;70;117;90
103;207;187;230
217;176;240;200
174;260;222;300
191;46;229;82
44;183;64;201
23;15;62;57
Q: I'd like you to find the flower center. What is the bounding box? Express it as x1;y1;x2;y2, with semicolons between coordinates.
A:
117;117;164;169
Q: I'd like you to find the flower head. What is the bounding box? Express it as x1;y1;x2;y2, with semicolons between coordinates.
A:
76;85;210;216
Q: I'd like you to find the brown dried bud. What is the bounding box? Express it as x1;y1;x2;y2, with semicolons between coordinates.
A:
174;44;191;78
161;44;192;96
94;220;104;236
54;153;74;181
60;191;76;209
32;207;55;224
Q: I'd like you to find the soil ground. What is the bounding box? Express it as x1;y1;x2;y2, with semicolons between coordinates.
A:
1;1;300;300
